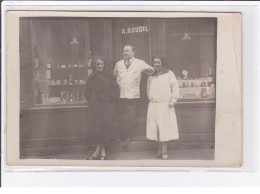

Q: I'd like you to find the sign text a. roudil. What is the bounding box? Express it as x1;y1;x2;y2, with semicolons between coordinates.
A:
122;26;149;34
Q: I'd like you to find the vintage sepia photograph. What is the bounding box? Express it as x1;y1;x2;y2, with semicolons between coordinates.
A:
19;17;217;161
4;11;242;167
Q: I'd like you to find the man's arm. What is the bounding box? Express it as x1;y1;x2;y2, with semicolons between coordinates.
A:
168;71;179;108
141;61;152;71
141;61;155;75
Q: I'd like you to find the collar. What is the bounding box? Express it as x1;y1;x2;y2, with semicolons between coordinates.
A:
127;57;135;64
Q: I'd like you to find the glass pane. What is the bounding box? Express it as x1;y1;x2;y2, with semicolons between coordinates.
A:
164;18;217;101
32;19;90;105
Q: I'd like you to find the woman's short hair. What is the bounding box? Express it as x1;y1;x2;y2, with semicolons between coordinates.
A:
153;55;167;66
93;55;105;64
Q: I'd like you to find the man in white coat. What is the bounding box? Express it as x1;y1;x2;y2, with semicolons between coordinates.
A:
113;45;154;145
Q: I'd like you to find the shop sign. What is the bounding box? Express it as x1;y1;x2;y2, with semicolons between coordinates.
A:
121;25;149;35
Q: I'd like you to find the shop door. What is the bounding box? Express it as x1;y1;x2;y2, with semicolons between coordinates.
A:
113;18;157;100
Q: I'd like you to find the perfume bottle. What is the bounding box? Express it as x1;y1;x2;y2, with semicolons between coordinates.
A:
69;88;75;103
75;86;80;102
68;73;73;86
207;68;213;87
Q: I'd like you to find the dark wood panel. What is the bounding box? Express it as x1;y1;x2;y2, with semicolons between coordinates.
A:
20;102;215;139
20;108;91;140
132;101;215;136
20;102;215;157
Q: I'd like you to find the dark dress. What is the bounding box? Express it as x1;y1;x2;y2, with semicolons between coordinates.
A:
85;71;119;144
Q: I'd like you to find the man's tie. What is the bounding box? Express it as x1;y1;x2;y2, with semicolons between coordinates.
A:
124;59;130;69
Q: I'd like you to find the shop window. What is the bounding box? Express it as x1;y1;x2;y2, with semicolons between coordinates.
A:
20;18;216;108
28;19;92;105
162;18;217;101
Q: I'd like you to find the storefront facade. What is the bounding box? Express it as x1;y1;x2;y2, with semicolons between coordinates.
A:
20;18;216;158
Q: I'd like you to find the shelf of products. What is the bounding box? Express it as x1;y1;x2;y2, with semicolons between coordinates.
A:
34;61;92;105
34;56;215;105
34;69;215;105
177;77;215;100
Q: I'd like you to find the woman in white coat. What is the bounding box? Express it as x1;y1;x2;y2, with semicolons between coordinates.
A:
146;56;179;159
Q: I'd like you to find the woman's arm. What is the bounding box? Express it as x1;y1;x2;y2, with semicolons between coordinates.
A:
168;71;179;107
147;76;151;100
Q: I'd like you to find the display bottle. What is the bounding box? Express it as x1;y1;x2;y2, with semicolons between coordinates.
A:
69;87;75;103
46;58;52;80
63;79;68;86
68;73;73;86
79;61;83;68
52;60;56;69
201;82;207;98
75;86;80;102
80;84;86;101
87;51;93;77
35;58;39;68
207;68;213;87
66;90;70;103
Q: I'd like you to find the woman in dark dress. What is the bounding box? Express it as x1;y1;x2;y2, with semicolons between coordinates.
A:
85;56;119;160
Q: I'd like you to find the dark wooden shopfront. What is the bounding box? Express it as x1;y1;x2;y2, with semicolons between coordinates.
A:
20;17;216;158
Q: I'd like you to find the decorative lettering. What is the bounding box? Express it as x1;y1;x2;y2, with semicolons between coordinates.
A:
121;25;150;34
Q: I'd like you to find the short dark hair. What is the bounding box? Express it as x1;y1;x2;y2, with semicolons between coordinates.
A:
153;55;167;66
93;55;105;64
124;44;135;52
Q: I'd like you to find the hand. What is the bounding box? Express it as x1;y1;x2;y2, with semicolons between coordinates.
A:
168;101;175;108
145;68;155;75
